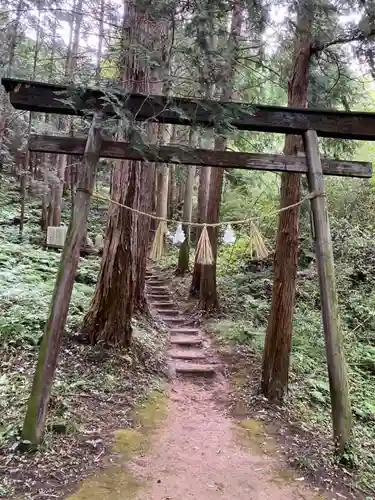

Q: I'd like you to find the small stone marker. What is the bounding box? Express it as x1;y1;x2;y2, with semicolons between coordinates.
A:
47;226;68;247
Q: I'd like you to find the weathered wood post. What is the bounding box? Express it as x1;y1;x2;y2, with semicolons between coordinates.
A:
303;129;352;454
22;113;103;446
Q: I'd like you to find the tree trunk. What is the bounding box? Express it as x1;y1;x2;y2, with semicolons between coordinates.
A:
96;0;105;83
133;161;155;314
189;5;218;297
41;193;48;232
7;0;23;77
156;164;169;219
261;1;313;401
22;114;102;446
176;164;196;275
53;155;65;226
168;165;176;218
200;1;242;311
177;167;185;205
81;159;137;345
190;166;211;296
41;18;57;231
199;165;223;311
82;0;168;339
176;130;198;275
19;170;27;236
54;0;83;225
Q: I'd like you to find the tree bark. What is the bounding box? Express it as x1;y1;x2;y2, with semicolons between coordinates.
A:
156;164;169;219
81;159;137;345
95;0;105;83
199;167;223;310
41;18;57;231
176;163;196;275
82;0;168;337
200;1;242;311
261;0;313;401
189;3;218;297
168;165;176;218
190;166;211;296
54;0;83;226
176;130;198;275
133;161;155;314
6;0;23;77
19;170;27;236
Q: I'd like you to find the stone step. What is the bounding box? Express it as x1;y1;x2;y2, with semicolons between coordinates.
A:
169;349;206;361
156;309;179;317
148;294;171;301
146;281;167;287
147;287;169;294
170;335;202;347
161;317;189;326
170;327;200;336
151;302;175;309
174;362;216;377
148;292;170;299
147;280;165;287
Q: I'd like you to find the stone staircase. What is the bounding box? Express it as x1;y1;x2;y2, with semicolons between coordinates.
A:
145;269;217;379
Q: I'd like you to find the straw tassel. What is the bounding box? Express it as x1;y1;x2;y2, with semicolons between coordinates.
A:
150;220;168;261
195;225;214;265
249;221;269;259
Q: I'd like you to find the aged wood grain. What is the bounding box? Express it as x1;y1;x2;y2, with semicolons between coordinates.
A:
4;77;375;139
28;134;372;178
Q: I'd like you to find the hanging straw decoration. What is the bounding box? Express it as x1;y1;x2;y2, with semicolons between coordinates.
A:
249;220;269;259
150;220;168;261
92;189;315;265
222;223;236;245
195;225;214;265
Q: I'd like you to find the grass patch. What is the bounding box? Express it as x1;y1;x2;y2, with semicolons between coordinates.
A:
70;388;168;500
235;418;278;457
113;388;168;458
68;466;142;500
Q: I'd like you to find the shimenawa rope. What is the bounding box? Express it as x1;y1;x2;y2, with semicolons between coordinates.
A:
92;190;321;265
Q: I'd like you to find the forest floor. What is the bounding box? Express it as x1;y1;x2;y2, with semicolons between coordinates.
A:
1;177;373;499
70;378;333;500
67;267;364;500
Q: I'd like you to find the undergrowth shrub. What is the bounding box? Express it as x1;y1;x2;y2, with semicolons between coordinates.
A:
215;179;375;491
0;242;100;345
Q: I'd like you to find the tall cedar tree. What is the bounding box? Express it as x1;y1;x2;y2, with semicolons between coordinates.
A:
200;0;242;310
262;0;375;401
81;0;167;343
189;0;219;296
261;0;313;400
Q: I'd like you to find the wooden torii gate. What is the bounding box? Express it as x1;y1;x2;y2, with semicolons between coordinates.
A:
2;77;374;449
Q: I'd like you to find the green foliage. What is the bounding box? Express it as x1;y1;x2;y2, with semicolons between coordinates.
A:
0;241;99;345
214;175;375;491
0;181;103;346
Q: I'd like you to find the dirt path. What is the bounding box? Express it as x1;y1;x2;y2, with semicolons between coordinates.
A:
69;270;329;500
129;378;323;500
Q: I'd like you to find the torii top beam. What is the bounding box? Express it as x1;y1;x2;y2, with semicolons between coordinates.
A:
4;77;375;141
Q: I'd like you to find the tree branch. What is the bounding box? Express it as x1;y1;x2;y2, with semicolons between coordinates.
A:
312;27;375;53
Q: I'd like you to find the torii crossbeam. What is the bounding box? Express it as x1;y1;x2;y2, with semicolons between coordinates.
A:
4;77;375;140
